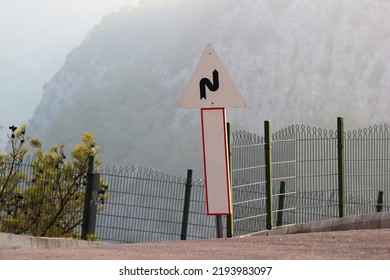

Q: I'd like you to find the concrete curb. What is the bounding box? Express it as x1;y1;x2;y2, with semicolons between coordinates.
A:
2;212;390;249
0;233;106;250
255;212;390;237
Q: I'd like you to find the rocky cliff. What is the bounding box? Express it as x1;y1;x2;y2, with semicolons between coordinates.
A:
28;0;390;175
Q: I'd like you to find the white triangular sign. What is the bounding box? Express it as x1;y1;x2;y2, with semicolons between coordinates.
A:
180;44;246;108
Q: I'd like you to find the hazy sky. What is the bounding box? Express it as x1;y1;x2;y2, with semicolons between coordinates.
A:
0;0;140;147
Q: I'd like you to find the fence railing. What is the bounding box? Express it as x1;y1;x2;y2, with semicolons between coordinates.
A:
345;124;390;215
94;166;216;243
1;118;389;243
231;122;298;236
231;118;390;237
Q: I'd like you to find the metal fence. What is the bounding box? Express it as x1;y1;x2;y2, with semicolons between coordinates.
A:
294;125;339;223
95;119;390;241
295;123;390;219
231;120;390;236
94;167;216;243
1;119;389;242
231;130;267;236
231;124;298;236
345;125;390;215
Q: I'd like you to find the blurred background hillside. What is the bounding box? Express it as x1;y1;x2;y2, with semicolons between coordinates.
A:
2;0;390;176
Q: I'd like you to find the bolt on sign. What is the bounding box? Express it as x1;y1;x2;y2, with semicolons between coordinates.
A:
180;44;246;215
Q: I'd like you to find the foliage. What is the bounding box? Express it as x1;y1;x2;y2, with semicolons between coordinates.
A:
0;125;107;238
0;125;28;223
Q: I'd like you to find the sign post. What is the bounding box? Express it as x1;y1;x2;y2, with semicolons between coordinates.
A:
201;107;230;215
180;44;246;237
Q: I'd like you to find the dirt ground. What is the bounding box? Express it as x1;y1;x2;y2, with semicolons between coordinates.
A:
1;228;390;260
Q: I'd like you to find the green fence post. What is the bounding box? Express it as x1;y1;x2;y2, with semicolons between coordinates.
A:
180;169;193;240
265;120;273;230
337;117;346;218
276;181;286;227
82;155;100;240
376;191;384;212
226;122;234;238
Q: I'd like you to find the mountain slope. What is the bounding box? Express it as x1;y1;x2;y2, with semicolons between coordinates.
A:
29;0;390;175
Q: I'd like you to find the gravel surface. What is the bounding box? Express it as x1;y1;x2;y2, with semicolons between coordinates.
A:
1;228;390;260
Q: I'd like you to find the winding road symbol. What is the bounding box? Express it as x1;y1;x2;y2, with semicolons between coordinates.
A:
199;69;219;100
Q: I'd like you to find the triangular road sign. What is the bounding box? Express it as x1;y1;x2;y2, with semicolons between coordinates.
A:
180;44;246;108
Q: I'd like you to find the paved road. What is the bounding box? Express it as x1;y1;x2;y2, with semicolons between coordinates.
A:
1;228;390;260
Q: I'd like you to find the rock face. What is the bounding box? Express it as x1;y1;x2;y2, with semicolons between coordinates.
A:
29;0;390;175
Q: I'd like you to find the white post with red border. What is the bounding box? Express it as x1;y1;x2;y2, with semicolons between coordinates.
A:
201;107;231;215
